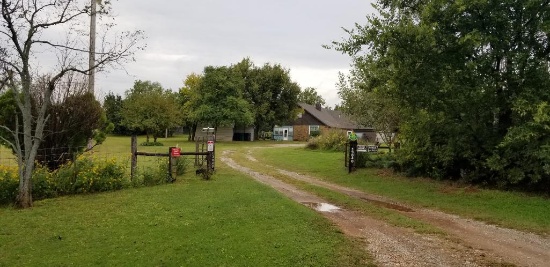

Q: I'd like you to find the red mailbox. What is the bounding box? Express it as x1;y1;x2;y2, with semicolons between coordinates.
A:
171;147;181;157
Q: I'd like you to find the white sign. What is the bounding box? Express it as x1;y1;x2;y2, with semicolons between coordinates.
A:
207;141;214;152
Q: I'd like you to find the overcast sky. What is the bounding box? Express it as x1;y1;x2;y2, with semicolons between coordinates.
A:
95;0;376;108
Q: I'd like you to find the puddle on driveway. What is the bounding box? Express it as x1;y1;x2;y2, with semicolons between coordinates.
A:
302;202;340;213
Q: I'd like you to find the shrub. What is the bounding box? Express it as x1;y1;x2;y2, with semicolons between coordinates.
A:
0;166;18;205
140;141;164;146
139;158;169;186
46;156;128;196
32;165;57;200
174;156;188;176
305;137;320;150
1;156;129;205
306;129;348;151
309;130;321;138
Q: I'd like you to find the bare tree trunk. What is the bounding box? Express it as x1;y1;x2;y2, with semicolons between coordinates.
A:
16;165;33;208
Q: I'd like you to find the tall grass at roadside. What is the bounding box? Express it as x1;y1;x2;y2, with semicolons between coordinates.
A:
255;147;550;235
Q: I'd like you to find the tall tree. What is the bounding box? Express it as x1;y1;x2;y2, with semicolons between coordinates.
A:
0;0;143;207
337;72;401;151
121;80;182;143
103;92;128;135
178;73;202;141
330;0;550;190
234;59;300;137
298;87;326;106
193;66;253;132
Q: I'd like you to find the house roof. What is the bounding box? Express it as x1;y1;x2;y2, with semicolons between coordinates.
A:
299;103;372;130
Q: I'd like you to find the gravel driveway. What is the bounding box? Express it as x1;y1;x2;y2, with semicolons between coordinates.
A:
221;148;550;267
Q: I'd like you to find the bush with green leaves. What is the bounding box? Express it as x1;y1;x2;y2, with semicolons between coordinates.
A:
0;156;128;205
306;129;348;151
0;154;190;205
0;166;19;204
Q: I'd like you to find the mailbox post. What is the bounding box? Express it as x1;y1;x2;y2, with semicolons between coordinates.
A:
168;147;181;182
348;141;357;173
207;140;214;171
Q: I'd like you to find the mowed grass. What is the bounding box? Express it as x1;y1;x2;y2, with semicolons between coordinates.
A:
254;147;550;235
0;164;369;266
0;136;370;266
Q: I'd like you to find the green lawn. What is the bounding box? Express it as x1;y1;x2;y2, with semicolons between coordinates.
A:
0;136;370;266
254;147;550;235
0;165;369;266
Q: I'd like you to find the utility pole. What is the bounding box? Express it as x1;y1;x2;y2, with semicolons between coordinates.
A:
87;0;98;150
88;0;97;95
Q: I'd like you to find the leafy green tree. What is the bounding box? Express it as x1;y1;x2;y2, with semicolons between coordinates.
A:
178;73;202;141
121;80;182;143
234;59;301;137
298;87;326;106
0;0;143;208
103;93;129;135
1;86;110;170
330;0;550;190
192;66;253;132
337;72;400;151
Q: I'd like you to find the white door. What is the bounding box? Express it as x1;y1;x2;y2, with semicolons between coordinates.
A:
283;129;289;141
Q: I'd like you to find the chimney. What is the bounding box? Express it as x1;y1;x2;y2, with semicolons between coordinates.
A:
315;103;322;111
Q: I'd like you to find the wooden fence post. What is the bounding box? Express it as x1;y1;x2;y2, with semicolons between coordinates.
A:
131;135;137;181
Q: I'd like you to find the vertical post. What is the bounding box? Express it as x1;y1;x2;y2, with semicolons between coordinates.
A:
88;0;97;94
168;147;173;182
195;138;199;166
207;140;215;171
344;143;348;167
207;152;212;172
131;135;137;180
348;140;357;174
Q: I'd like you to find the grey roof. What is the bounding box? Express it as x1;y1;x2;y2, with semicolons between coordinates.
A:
299;103;372;130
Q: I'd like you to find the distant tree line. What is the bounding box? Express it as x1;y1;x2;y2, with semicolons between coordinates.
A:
331;0;550;192
105;58;327;141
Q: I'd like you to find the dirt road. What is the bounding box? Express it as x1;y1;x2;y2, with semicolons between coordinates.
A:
221;148;550;267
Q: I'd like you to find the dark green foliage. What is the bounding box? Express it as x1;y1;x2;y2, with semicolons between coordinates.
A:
103;93;131;135
0;157;128;205
121;80;182;143
0;90;17;146
140;141;164;146
192;66;254;129
0;91;109;170
298;87;326;106
39;93;109;170
233;58;301;135
309;130;321;137
332;0;550;192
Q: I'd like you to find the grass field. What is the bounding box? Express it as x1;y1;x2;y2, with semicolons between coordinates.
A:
0;136;371;266
2;134;548;265
253;147;550;235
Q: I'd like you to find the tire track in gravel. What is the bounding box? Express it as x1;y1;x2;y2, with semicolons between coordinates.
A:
222;150;493;267
243;148;550;267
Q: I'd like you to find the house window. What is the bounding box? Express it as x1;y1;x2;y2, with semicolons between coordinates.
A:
297;113;302;119
309;125;320;137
